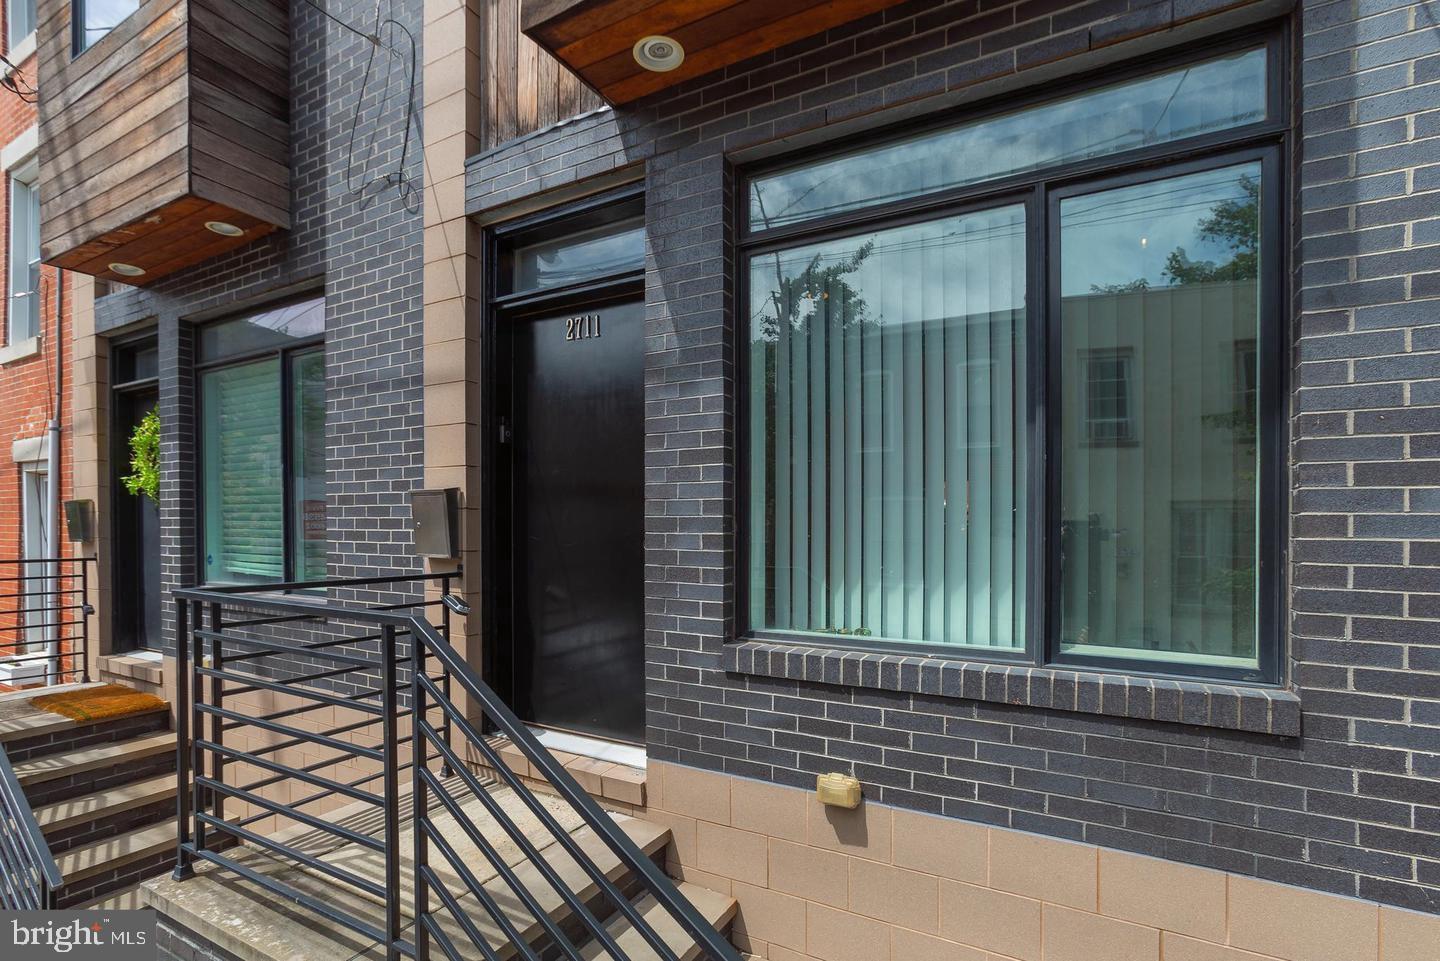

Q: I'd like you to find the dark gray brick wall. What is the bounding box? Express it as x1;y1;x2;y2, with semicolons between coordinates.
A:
95;0;427;653
467;0;1440;914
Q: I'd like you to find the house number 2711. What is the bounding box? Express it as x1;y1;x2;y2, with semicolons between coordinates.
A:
565;314;601;341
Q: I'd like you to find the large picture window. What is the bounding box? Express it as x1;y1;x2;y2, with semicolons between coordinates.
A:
742;37;1283;682
198;298;327;585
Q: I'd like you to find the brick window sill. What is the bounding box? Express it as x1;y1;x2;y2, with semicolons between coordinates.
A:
724;640;1301;737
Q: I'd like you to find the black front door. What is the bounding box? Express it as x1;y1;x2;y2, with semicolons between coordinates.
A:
114;387;161;650
501;298;645;743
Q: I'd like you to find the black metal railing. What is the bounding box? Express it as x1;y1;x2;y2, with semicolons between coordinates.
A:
0;557;94;688
0;742;61;909
173;573;738;961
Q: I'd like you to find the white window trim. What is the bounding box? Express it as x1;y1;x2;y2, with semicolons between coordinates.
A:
4;30;35;70
11;432;46;464
0;333;38;364
7;153;39;350
0;127;36;172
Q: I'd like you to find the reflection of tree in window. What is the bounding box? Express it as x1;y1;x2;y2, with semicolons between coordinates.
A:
748;209;1029;649
1058;163;1261;667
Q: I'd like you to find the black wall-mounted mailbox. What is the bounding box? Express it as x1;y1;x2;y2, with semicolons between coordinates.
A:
410;488;460;559
64;499;94;543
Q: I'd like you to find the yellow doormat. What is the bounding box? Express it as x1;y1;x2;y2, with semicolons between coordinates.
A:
31;684;167;723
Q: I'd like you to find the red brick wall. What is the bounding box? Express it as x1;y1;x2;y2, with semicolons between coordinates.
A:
0;17;77;669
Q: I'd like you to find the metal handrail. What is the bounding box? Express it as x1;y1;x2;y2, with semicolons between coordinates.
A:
0;556;95;687
0;742;62;909
411;616;739;961
171;573;739;961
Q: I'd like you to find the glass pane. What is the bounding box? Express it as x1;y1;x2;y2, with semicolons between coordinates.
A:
9;177;38;342
511;217;644;292
290;350;328;583
749;48;1266;231
76;0;138;52
116;341;159;383
1057;162;1262;669
202;359;283;584
747;205;1027;649
199;297;325;361
9;0;35;46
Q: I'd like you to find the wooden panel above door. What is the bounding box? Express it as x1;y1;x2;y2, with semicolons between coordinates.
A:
522;0;913;104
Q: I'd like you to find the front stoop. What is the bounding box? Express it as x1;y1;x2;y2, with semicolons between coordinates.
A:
140;778;737;961
478;735;649;810
1;682;179;906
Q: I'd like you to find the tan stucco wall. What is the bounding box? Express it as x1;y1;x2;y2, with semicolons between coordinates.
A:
422;0;485;700
646;761;1440;961
69;273;112;676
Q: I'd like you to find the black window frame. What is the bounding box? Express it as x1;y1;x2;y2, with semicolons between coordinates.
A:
71;0;139;57
193;298;327;588
734;25;1289;687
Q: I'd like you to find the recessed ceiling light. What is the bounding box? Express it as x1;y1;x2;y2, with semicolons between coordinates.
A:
108;263;146;277
205;221;245;237
633;35;684;72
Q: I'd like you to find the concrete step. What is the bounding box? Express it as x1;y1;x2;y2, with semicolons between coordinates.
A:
138;778;735;961
579;882;739;961
57;821;175;886
12;732;176;789
424;812;670;959
81;884;148;911
35;772;177;835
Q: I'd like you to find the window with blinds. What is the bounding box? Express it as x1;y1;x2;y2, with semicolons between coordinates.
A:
741;38;1281;681
203;359;284;581
747;207;1028;650
198;298;326;586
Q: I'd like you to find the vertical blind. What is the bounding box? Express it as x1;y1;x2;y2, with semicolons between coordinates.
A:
202;359;284;582
748;205;1027;649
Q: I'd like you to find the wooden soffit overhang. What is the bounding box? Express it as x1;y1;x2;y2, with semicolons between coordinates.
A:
522;0;914;104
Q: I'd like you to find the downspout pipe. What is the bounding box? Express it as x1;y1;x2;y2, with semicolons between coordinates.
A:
45;271;62;684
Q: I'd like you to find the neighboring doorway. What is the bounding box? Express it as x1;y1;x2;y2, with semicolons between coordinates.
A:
111;337;161;651
20;462;48;649
492;193;646;745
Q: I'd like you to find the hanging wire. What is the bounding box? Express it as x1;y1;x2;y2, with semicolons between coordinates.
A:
302;0;423;214
0;54;37;104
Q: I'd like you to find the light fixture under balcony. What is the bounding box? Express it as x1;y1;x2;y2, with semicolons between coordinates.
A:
108;263;146;277
633;35;684;72
205;221;245;238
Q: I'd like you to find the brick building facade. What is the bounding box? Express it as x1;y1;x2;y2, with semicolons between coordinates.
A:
48;0;1440;957
0;0;72;677
449;0;1440;949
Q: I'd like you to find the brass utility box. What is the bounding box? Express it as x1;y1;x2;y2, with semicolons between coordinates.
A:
816;772;862;809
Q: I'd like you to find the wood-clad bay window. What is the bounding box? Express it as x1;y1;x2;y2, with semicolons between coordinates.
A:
741;35;1286;683
197;297;326;586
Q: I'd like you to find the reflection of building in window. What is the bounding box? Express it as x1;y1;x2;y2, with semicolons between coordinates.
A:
1173;503;1253;610
1235;338;1258;431
1083;348;1135;445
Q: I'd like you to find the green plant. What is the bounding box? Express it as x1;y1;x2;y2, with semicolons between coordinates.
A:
122;408;161;502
